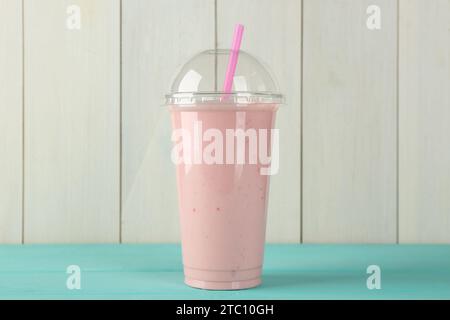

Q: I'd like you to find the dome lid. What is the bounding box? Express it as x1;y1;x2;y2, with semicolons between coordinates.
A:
165;49;283;106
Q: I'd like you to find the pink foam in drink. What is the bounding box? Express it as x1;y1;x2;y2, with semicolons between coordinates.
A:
166;49;283;290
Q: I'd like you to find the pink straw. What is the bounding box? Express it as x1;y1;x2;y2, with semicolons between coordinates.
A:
222;24;244;93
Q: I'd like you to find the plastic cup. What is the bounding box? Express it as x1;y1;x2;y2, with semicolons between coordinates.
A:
166;50;283;290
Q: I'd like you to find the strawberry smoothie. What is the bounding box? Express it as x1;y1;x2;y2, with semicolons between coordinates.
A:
166;45;282;289
169;104;278;290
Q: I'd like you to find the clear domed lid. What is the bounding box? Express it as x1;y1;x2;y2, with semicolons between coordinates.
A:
165;49;283;106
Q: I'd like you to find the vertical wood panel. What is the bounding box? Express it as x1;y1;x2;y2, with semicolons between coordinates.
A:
399;0;450;243
24;0;120;243
122;0;215;242
0;0;22;243
303;0;397;243
217;0;302;243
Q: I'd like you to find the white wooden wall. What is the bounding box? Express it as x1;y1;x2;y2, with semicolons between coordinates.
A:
122;0;214;242
303;0;397;243
24;0;120;243
0;0;449;244
217;0;301;242
0;0;22;243
399;0;450;242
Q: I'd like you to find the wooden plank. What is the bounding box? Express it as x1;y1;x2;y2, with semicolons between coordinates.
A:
1;244;450;299
303;0;397;243
399;0;450;243
217;0;302;242
0;0;22;243
121;0;215;242
24;0;120;243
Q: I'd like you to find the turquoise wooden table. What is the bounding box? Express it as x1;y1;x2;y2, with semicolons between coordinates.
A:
0;244;449;299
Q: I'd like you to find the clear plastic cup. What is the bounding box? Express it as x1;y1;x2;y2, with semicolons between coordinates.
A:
166;49;283;290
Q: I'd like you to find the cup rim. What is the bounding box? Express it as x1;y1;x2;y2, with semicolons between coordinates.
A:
165;91;284;106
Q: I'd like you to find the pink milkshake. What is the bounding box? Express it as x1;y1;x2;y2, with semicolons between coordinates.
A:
166;48;282;290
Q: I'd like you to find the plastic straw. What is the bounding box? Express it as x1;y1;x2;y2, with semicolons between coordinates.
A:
222;24;244;93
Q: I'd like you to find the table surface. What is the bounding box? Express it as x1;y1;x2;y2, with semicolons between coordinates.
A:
0;244;449;299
